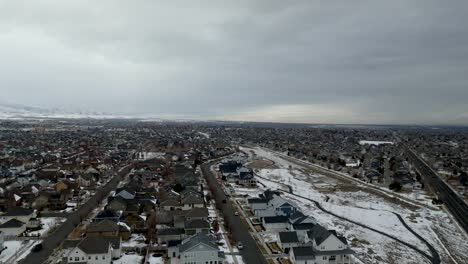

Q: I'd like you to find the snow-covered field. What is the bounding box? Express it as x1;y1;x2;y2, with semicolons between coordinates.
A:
239;146;468;264
198;131;210;138
0;240;40;263
147;255;164;264
359;140;395;145
114;253;144;264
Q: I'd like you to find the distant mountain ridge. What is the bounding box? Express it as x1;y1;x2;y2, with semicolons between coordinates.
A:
0;101;113;119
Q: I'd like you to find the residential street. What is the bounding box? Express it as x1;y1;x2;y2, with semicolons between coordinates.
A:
18;164;132;264
201;163;268;264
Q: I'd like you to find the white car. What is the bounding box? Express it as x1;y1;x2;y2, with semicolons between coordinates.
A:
234;212;239;216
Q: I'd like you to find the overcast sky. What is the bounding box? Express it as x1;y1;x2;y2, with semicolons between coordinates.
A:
1;1;467;125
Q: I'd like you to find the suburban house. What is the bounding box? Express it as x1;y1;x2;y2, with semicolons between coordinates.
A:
183;207;209;222
278;231;300;253
114;187;136;200
171;233;225;264
106;196;128;212
236;167;257;187
303;225;355;264
160;198;182;211
157;228;186;244
269;195;297;217
262;216;289;231
184;219;210;235
63;236;122;264
94;209;120;223
289;211;317;240
0;218;26;236
238;171;257;187
179;189;203;199
0;207;36;224
290;247;316;264
247;198;268;211
86;220;119;237
249;190;297;220
181;195;205;210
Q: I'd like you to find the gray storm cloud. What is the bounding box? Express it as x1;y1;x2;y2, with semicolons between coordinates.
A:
0;0;467;125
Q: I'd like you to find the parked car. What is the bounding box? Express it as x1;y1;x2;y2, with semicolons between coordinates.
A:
237;242;243;250
234;211;239;216
32;243;43;252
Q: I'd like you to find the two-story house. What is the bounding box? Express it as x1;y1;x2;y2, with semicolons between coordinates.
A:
171;233;225;264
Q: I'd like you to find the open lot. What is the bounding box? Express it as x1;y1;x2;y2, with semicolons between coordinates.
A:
237;146;468;264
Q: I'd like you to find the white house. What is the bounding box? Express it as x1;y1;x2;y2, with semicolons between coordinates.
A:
305;225;355;264
262;216;289;231
268;195;297;217
64;236;121;264
278;231;300;253
290;247;316;264
247;198;268;211
26;217;41;229
181;196;205;210
173;233;224;264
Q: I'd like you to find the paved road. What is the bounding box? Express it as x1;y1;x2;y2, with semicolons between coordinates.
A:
201;163;268;264
19;164;132;264
405;147;468;233
254;173;440;264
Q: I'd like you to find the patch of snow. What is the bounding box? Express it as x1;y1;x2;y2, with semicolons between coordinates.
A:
147;255;164;264
198;132;210;139
359;140;394;145
113;253;144;264
28;217;66;237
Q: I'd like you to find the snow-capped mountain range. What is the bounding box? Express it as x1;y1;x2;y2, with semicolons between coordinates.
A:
0;102;115;119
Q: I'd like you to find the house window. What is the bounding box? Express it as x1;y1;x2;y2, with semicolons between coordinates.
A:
89;256;91;259
103;256;105;259
323;256;327;260
96;256;98;260
69;257;72;261
75;257;80;261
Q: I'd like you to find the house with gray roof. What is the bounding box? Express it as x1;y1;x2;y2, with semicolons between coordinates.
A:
157;228;186;244
171;233;224;264
184;219;210;235
181;195;204;210
304;225;355;264
0;207;36;224
290;246;316;264
63;236;121;264
278;231;300;253
262;216;289;231
0;218;26;236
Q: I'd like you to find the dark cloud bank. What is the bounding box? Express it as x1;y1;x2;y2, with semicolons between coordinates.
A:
1;0;467;125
